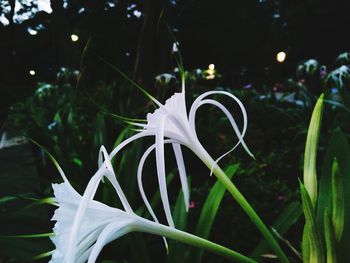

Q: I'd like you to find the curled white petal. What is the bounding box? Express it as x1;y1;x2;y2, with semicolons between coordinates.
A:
198;99;254;176
188;91;254;159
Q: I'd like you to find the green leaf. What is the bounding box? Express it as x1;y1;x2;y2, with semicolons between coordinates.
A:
317;128;350;262
136;172;176;218
324;209;337;263
304;93;324;207
0;237;52;260
300;182;324;263
173;178;191;231
251;201;303;258
167;178;191;263
93;53;159;107
188;163;239;263
0;195;18;204
2;233;54;239
112;126;133;151
302;225;310;263
127;233;152;263
331;159;344;242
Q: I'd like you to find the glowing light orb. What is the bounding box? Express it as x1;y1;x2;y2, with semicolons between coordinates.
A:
71;34;79;42
276;52;286;63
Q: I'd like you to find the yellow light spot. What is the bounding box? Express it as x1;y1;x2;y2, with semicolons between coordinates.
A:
208;64;215;70
276;51;286;63
29;70;36;76
206;74;215;80
71;34;79;42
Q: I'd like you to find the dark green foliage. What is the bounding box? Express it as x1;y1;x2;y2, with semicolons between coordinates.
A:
317;129;350;262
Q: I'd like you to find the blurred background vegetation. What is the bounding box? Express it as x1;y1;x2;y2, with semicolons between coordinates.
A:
1;0;350;262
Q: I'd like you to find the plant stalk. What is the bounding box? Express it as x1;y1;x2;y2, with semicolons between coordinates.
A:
193;146;289;263
138;219;257;263
212;164;289;262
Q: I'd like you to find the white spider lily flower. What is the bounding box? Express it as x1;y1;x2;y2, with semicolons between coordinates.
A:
49;146;136;263
49;146;257;263
49;179;135;263
50;145;167;263
108;88;253;228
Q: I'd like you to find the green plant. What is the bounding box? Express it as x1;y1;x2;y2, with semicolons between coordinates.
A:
300;94;350;262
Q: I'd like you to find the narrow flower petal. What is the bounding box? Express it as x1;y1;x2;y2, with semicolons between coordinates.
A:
172;143;190;211
189;91;247;131
66;168;106;263
99;145;133;213
75;226;104;260
50;178;130;263
109;131;153;160
76;246;93;263
87;220;134;263
200;99;252;156
137;144;163;224
188;92;254;159
155;115;175;228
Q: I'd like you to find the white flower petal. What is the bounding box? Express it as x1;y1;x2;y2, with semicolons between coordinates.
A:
87;220;134;263
51;177;135;263
51;182;112;261
199;99;254;161
76;246;93;263
66;168;107;263
109;131;153;160
172;143;189;211
146;93;190;143
189;90;254;158
137;144;161;225
155;115;175;228
99;145;134;213
75;226;104;259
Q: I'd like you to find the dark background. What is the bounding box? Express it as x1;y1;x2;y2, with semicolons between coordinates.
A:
1;0;350;123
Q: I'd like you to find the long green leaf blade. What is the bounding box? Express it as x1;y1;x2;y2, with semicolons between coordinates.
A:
300;182;324;263
331;158;344;242
304;94;324;207
302;225;310;263
324;209;337;263
317;128;350;262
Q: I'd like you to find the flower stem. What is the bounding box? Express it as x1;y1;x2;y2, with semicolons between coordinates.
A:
138;220;257;263
211;164;289;263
